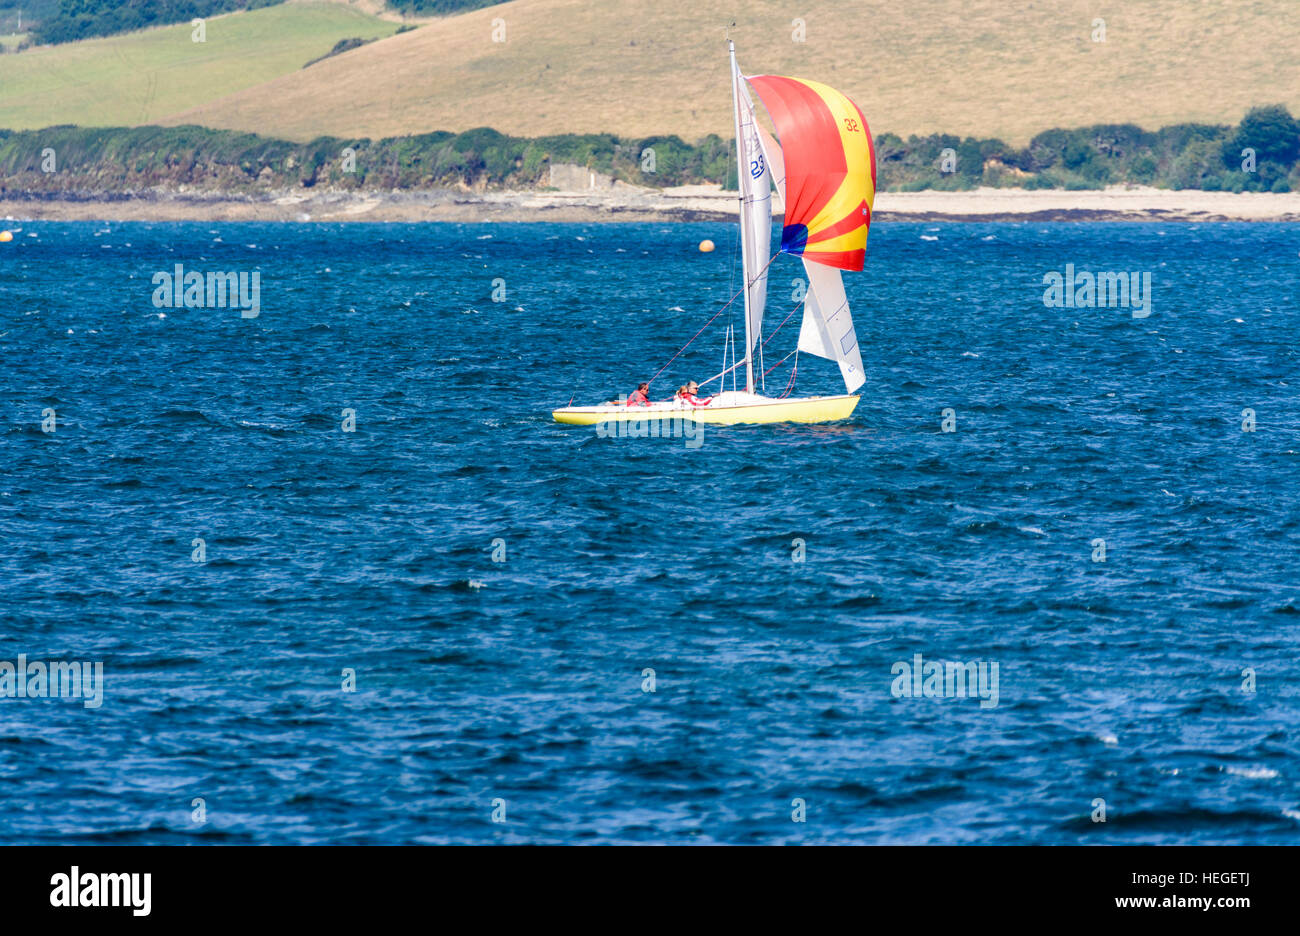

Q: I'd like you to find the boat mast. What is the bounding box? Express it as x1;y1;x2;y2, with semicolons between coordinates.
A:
728;39;755;395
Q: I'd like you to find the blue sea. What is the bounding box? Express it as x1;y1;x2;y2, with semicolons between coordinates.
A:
1;219;1298;844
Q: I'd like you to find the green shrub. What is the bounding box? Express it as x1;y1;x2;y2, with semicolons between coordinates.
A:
1230;104;1300;166
1129;153;1158;183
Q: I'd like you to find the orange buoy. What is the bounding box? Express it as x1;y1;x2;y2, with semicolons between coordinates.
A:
0;231;12;243
698;239;715;252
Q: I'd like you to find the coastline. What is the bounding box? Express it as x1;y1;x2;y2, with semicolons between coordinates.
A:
4;185;1300;223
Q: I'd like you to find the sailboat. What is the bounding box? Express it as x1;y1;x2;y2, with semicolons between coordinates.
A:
552;41;876;426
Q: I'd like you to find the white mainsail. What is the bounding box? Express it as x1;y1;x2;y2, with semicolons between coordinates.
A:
797;259;866;394
753;121;786;208
730;47;773;391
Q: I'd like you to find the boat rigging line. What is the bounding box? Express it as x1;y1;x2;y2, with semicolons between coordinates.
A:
646;251;779;390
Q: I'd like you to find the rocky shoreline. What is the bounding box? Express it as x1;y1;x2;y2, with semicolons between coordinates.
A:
4;185;1300;223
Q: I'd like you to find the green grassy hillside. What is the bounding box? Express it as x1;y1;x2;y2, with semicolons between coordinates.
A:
0;2;399;130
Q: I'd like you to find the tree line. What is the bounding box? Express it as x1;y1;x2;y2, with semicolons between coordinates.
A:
1;106;1296;195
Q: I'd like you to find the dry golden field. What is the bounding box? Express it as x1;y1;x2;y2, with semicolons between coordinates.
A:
2;0;1297;143
161;0;1300;143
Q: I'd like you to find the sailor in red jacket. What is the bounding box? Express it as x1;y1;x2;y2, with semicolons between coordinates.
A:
677;380;713;407
626;382;651;406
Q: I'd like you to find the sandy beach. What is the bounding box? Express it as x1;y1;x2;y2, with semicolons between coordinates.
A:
4;185;1300;224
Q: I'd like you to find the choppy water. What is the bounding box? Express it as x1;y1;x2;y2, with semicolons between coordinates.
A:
1;219;1298;844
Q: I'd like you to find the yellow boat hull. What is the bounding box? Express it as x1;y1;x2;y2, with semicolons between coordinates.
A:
552;393;859;426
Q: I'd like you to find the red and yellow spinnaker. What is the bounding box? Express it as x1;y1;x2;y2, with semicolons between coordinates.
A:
746;75;876;271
